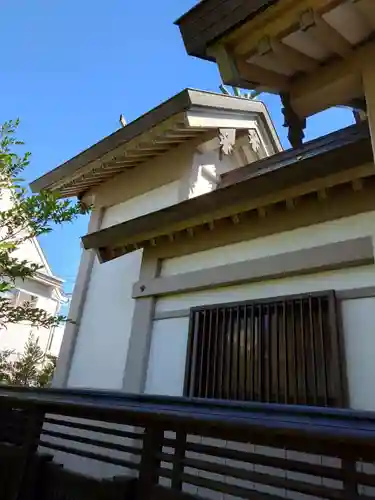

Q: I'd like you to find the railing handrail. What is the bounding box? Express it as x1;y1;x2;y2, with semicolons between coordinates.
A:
2;385;375;443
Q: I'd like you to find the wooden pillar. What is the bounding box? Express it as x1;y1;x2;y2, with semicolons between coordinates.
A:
122;249;161;393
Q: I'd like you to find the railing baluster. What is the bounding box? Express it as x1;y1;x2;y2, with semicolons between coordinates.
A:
138;425;164;499
171;429;187;492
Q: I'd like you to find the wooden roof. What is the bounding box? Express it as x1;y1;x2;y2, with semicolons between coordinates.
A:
82;123;372;263
176;0;277;60
30;89;278;198
176;0;375;120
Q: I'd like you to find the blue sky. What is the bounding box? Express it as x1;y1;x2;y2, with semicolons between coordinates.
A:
1;0;354;296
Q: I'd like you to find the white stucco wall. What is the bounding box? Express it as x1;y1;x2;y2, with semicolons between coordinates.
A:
67;181;182;390
146;211;375;411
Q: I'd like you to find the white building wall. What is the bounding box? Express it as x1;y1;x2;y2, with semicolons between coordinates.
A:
145;211;375;411
67;181;182;390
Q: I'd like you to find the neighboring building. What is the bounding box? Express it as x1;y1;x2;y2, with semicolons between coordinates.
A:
30;89;282;392
0;236;66;358
0;189;66;358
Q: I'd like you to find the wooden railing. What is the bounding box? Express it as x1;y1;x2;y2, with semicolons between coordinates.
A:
1;386;375;499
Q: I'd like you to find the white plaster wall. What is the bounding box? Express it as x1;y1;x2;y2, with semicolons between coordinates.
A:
102;180;181;227
185;150;238;200
145;211;375;407
341;298;375;411
67;249;142;390
145;317;190;396
67;181;182;390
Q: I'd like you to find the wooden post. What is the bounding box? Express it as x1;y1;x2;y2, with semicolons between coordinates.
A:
12;407;45;500
138;426;164;498
171;430;187;491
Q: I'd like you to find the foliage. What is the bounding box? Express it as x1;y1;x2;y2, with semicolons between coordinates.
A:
219;84;260;100
0;334;56;387
0;119;87;329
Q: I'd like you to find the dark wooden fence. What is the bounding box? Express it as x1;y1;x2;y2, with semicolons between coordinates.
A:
1;386;375;499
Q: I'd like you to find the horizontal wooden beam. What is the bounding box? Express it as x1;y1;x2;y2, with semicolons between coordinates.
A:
268;38;319;73
153;286;375;320
133;237;373;298
235;58;290;90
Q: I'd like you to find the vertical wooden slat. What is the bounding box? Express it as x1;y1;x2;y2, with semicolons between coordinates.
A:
204;309;214;398
183;311;197;397
299;299;307;405
327;292;347;407
232;306;241;400
212;308;220;399
138;426;164;498
291;300;298;404
218;307;226;400
308;296;317;406
317;297;328;406
226;307;233;399
171;430;186;491
283;300;288;404
257;304;263;401
241;305;248;401
249;305;255;401
264;304;270;403
272;304;279;404
197;311;207;398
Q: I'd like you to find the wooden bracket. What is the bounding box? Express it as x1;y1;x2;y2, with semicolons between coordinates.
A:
280;92;306;149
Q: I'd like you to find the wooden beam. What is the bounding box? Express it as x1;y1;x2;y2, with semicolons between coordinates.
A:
288;38;375;117
235;57;290;90
230;0;346;56
352;0;375;30
211;43;289;92
269;38;319;73
300;9;353;58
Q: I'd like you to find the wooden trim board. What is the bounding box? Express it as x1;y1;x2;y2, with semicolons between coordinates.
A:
153;288;375;321
133;237;374;299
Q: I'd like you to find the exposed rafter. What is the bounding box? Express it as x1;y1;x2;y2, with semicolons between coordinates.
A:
235;57;290;90
257;36;319;74
231;0;347;56
300;9;353;58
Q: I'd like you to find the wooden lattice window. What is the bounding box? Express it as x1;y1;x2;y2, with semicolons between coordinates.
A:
184;291;347;407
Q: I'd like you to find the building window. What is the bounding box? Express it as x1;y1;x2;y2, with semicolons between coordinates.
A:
184;292;347;408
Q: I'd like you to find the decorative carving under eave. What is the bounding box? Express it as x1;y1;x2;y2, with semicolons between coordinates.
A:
280;92;306;149
219;128;236;157
248;129;261;153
